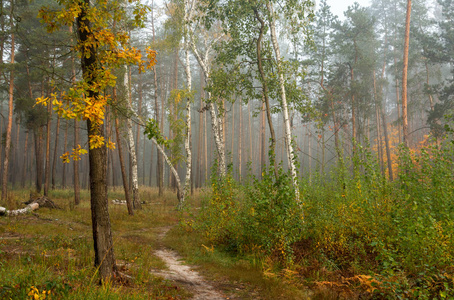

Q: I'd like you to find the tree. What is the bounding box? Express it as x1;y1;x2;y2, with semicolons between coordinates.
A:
402;0;412;147
266;0;301;199
1;0;14;202
38;0;155;281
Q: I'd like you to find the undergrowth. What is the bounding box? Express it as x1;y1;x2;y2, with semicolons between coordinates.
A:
190;138;454;299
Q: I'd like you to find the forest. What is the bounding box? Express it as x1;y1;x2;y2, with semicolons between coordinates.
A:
1;0;454;298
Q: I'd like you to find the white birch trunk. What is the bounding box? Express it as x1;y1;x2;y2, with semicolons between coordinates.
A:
0;203;39;216
130;109;184;206
190;40;226;177
152;138;183;202
180;0;194;208
266;0;300;202
124;65;141;209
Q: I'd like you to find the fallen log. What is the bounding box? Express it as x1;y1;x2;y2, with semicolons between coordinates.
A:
0;196;58;216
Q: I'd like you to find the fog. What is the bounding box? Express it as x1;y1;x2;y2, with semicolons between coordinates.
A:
322;0;372;19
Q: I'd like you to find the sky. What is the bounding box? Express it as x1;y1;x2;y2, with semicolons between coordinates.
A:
322;0;371;20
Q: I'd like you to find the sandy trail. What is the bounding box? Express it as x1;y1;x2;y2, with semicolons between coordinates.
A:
152;226;227;300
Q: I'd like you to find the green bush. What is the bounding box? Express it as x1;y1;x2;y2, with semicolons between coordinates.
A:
196;164;303;264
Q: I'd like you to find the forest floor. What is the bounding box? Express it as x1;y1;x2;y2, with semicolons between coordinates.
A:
0;188;303;299
151;226;228;300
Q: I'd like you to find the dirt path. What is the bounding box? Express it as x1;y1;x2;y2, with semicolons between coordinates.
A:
151;226;227;300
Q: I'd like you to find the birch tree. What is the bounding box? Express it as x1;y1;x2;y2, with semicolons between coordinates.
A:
124;65;141;209
266;0;300;200
190;31;226;177
182;0;194;207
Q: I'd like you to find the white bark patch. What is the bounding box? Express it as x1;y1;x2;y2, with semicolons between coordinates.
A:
124;65;141;209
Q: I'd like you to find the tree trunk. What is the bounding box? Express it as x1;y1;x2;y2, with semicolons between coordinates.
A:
373;71;384;174
189;40;226;177
136;72;143;185
266;0;299;201
248;100;252;167
21;131;28;188
71;25;81;206
231;98;235;165
77;1;116;280
1;28;14;202
51;114;60;189
260;101;266;177
308;127;312;181
115;117;134;215
204;108;208;184
159;73;165;194
11;118;20;186
254;7;278;179
239;98;242;181
151;0;162;194
62;120;68;188
381;108;393;181
402;0;412;148
34;128;44;193
197;70;204;188
87;120;116;280
74;119;80;205
181;0;193;208
44;98;52;196
124;66;141;210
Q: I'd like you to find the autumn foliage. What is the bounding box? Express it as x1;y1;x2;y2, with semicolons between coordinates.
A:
36;0;156;159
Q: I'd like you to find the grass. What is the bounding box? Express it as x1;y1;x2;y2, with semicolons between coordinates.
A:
1;185;350;299
0;187;191;300
164;226;314;299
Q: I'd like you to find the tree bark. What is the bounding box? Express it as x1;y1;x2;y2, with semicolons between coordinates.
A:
21;131;29;188
196;72;204;188
115;117;134;215
51;114;60;189
260;101;266;177
77;0;116;280
124;66;141;210
34;128;44;193
71;25;81;206
62;120;68;188
190;38;226;177
381;108;393;181
181;0;194;208
254;7;278;179
44;98;52;196
402;0;412;148
373;71;384;174
1;27;14;202
239;98;242;181
136;72;143;184
266;0;299;201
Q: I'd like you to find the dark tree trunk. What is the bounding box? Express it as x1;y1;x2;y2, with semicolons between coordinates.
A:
62;120;68;188
34;128;44;193
44;100;52;196
21;131;29;188
52;115;60;189
77;0;116;281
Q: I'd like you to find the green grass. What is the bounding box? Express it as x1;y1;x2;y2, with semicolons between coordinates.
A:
0;187;190;300
164;222;313;299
